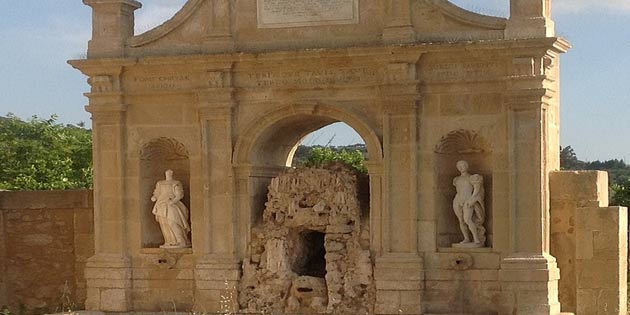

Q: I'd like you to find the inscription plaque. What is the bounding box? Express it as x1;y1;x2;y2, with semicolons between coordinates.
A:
257;0;359;29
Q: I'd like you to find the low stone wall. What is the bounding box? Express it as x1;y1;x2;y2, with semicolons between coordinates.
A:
550;171;628;315
0;190;94;313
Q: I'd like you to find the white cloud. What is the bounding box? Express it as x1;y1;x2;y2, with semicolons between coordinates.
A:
134;0;188;34
555;0;630;13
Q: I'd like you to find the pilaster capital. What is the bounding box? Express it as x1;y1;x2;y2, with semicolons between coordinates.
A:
381;97;419;115
504;87;553;111
378;84;421;101
197;103;234;121
197;89;235;104
86;104;128;124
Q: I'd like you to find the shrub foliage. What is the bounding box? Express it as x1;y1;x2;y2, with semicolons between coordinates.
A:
0;114;92;190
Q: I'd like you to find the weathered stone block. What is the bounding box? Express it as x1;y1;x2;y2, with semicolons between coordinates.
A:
100;288;128;312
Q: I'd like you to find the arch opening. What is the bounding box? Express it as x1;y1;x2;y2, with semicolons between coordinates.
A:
291;230;327;278
240;113;377;313
241;115;375;226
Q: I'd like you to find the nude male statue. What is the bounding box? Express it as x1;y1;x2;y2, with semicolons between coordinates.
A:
151;169;191;248
452;160;486;247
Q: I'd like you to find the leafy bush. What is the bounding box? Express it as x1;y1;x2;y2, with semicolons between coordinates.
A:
611;178;630;207
298;146;367;173
0;114;92;190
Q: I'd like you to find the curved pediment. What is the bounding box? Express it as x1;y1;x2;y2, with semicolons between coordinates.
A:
123;0;507;56
425;0;506;30
129;0;203;48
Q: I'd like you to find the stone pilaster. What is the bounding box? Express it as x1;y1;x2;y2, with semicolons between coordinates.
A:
499;85;561;314
364;161;384;255
83;67;132;311
83;0;141;58
383;0;416;44
374;60;424;314
506;0;554;39
194;66;241;312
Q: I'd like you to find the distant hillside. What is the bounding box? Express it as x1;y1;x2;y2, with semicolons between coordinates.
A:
561;146;630;185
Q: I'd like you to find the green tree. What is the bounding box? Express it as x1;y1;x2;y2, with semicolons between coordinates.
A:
558;145;630;206
297;146;367;173
611;179;630;207
0;114;92;190
560;145;585;170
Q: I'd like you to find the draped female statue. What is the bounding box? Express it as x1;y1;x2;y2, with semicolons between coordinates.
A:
151;169;191;248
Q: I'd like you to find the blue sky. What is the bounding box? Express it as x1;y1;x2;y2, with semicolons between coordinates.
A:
0;0;628;161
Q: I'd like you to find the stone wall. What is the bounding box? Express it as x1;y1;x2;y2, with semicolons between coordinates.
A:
550;171;628;315
0;190;94;313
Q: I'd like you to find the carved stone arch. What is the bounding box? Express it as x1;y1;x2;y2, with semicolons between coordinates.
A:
139;137;191;248
434;129;493;248
434;129;490;154
233;103;384;167
232;103;383;258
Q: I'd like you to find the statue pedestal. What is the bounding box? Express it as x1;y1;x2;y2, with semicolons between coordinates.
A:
452;241;485;249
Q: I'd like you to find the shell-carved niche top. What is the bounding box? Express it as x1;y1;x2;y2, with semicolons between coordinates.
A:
140;138;189;161
263;164;361;231
434;129;490;154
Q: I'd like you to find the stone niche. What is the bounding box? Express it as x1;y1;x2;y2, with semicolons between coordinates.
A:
139;137;191;248
240;164;373;314
434;130;493;248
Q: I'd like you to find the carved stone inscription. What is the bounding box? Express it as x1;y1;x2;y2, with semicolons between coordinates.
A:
257;0;359;28
127;74;192;91
239;68;378;88
424;62;503;82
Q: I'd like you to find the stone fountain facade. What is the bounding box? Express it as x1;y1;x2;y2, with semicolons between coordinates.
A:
68;0;627;314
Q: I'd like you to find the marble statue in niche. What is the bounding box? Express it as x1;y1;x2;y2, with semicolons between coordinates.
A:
452;160;486;248
151;169;191;248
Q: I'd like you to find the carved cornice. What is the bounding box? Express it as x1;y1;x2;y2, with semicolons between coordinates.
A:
197;103;234;120
83;0;141;9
